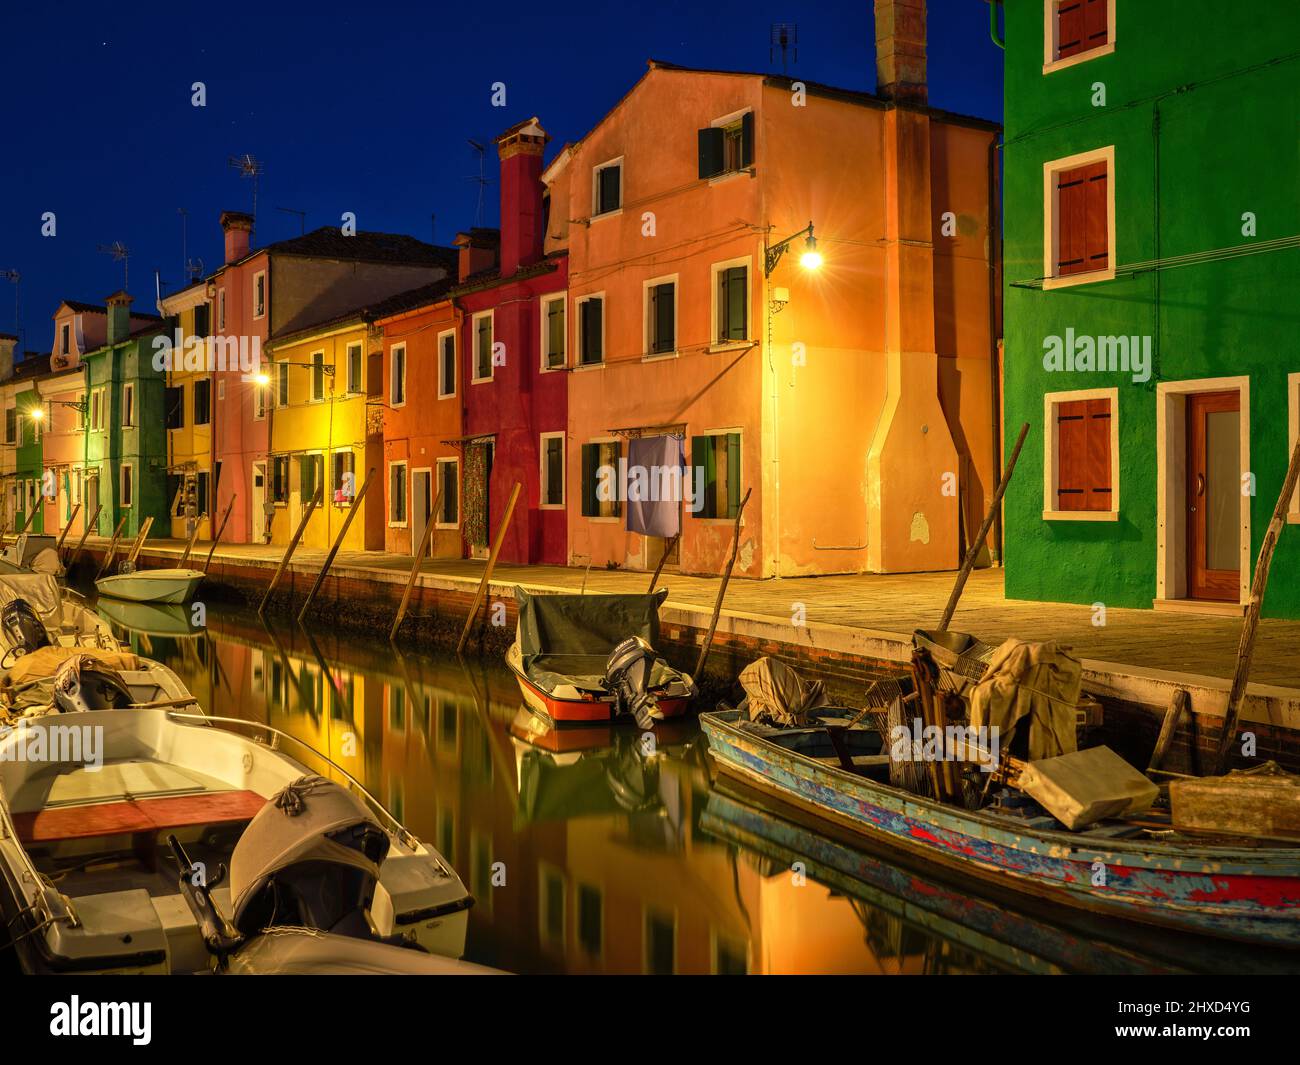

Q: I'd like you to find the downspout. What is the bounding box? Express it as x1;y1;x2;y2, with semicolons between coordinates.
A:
989;133;1004;564
990;0;1005;50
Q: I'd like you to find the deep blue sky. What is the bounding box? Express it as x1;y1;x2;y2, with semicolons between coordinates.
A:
0;0;1001;353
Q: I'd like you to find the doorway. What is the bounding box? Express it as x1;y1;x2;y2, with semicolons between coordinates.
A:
85;473;100;535
1186;391;1241;601
411;468;432;554
252;461;268;544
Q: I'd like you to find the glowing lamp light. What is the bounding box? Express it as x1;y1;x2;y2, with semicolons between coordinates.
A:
254;373;271;387
28;407;43;421
800;233;822;271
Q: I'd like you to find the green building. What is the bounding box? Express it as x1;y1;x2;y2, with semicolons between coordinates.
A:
81;292;170;539
1000;0;1300;618
11;355;52;534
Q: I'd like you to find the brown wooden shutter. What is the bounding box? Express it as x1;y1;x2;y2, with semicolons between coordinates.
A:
1056;160;1108;276
1057;0;1107;60
1056;398;1112;511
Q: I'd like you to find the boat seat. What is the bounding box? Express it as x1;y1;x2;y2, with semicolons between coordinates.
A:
13;790;265;843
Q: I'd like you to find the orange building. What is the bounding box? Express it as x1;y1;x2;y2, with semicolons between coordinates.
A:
552;16;998;577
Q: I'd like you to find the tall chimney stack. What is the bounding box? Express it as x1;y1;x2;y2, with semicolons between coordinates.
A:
106;291;133;346
495;117;550;276
875;0;928;104
220;210;254;264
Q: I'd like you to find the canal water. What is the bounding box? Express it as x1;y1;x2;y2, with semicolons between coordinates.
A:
79;596;1288;976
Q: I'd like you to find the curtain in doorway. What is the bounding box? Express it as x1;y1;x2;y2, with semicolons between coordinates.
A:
626;435;684;537
464;442;489;548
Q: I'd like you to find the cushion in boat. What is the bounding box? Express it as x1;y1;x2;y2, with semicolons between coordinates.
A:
13;790;266;843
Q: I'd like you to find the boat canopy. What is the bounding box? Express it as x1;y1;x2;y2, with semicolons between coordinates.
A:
515;587;668;664
0;571;65;627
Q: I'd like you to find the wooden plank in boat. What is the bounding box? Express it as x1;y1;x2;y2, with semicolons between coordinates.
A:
1169;763;1300;843
14;790;266;843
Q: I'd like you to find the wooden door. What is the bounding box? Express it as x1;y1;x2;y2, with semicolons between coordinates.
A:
1186;391;1241;601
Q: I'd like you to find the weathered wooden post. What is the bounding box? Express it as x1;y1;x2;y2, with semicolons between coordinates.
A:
54;503;82;553
647;532;681;594
693;487;752;681
297;468;376;623
126;515;155;564
95;515;130;579
457;481;522;655
390;484;446;642
177;512;204;568
66;503;103;568
258;486;323;616
202;497;236;575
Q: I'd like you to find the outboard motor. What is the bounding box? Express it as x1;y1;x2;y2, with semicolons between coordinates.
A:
52;654;135;712
1;598;52;658
604;635;662;729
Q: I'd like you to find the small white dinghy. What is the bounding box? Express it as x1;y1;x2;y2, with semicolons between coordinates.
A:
0;571;122;666
0;708;479;975
96;567;205;606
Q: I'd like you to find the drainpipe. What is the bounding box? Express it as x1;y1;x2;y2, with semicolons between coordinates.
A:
990;0;1004;50
988;133;1004;565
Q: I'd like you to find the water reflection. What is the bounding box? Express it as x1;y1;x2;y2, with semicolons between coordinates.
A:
85;597;1284;976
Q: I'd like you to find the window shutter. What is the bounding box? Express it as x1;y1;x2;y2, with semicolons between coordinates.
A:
726;433;741;517
598;165;620;213
583;300;603;362
740;112;754;169
1056;161;1107;276
1056;0;1085;58
548;300;565;361
1085;398;1112;510
698;127;725;179
1083;0;1108;51
721;267;748;340
654;284;674;352
1056;401;1087;509
1084;164;1108;272
581;443;599;516
692;436;716;519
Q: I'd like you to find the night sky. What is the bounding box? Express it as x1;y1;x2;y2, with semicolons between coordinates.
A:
0;0;1002;354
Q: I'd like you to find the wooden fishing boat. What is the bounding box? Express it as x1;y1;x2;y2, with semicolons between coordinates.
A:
506;586;694;725
96;567;204;606
700;707;1300;947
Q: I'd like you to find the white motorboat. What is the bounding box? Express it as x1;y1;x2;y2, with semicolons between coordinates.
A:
0;708;478;975
0;533;61;574
95;567;205;606
0;570;121;667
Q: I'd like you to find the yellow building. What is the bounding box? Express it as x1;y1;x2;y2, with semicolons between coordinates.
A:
157;281;216;541
264;309;383;551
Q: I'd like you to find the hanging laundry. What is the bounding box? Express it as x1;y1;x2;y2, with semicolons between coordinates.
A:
626;435;684;537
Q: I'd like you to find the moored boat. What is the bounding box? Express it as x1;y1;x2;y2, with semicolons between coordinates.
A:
96;567;204;605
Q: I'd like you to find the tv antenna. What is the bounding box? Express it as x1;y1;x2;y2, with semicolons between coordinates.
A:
97;241;130;290
228;153;265;234
0;269;20;349
186;257;205;283
770;23;798;74
276;206;306;235
466;139;490;227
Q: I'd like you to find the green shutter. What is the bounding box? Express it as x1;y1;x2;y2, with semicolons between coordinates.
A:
726;433;741;517
610;442;622;518
698;127;725;179
653;283;674;352
723;267;748;341
582;300;603;363
548;300;565;362
581;443;599;517
692;436;716;519
740;112;754;169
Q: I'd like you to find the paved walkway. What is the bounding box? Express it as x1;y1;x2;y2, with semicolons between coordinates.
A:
88;536;1300;690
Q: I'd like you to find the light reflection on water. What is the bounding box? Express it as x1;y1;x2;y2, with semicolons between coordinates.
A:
84;597;1275;976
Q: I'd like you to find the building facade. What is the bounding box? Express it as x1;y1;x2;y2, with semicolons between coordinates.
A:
1001;0;1300;617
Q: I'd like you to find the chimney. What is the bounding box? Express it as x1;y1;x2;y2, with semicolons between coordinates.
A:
496;117;550;275
106;291;133;345
875;0;928;104
221;210;254;264
454;230;500;284
0;334;15;380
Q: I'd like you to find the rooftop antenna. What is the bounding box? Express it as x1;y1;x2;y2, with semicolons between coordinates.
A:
97;241;130;290
228;153;265;237
466;139;489;227
186;256;205;283
770;23;798;75
275;206;306;236
0;269;20;350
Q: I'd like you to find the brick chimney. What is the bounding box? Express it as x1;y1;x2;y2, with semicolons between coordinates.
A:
0;334;15;380
454;229;500;283
106;291;133;345
875;0;928;104
221;210;254;264
496;117;550;275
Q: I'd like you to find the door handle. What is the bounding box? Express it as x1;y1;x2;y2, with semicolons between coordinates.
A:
1196;472;1205;498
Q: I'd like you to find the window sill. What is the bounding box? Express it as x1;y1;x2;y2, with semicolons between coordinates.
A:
539;503;565;511
707;341;754;355
706;167;754;187
434;522;459;530
590;208;623;222
587;516;619;524
1043;267;1116;291
1043;42;1115;75
470;376;494;386
437;391;457;400
573;362;605;372
642;351;678;362
1042;509;1118;522
388;521;409;529
540;363;567;374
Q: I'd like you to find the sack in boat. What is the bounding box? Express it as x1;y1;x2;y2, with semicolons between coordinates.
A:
2;645;140;690
968;638;1082;761
1169;761;1300;843
740;657;828;728
1019;745;1158;830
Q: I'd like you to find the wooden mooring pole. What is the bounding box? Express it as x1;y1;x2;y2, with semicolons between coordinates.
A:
647;532;680;594
939;421;1030;632
66;503;103;568
1214;434;1300;774
297;469;376;624
95;515;130;579
694;487;752;681
390;483;445;642
456;481;521;655
126;516;155;564
202;496;236;575
54;503;82;553
258;486;322;616
177;514;204;568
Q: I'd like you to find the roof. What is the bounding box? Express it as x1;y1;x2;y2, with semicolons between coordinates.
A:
253;227;459;269
53;299;162;322
268;276;459;346
448;254;563;299
0;333;16;341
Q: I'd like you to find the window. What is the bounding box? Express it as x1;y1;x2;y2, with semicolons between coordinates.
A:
472;312;494;382
691;432;742;519
698;111;754;179
253;271;266;319
4;407;14;444
593;158;622;215
645;278;676;356
90;390;104;432
195;471;211;516
437;330;457;398
276;360;290;407
390;344;407;406
577;884;603;957
1045;389;1118;520
122;383;135;427
1044;148;1114;287
167;473;184;517
218;289;226;331
389;461;408;524
541;295;566;370
540;432;565;507
1046;0;1113;70
272;455;289;504
60;323;70;356
539;865;566;948
120;463;134;508
193;302;210;338
164;386;184;430
254;378;267;419
644;909;676;976
332;449;356;505
577;296;604;366
193;378;212;425
436;458;459;526
346;342;363;394
715;263;749;342
299;454;323;505
310;351;326;402
580;440;621;518
76;396;87;430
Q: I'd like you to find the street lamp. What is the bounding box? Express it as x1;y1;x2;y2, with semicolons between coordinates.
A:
764;221;822;276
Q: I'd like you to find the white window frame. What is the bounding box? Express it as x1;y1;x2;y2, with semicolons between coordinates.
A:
539;293;567;372
708;107;753;183
437;329;457;399
345;341;363;394
120;462;134;509
309;350;326;403
1043;0;1116;74
3;403;14;445
253;270;267;320
275;360;290;408
642;274;679;360
1289;371;1300;524
709;256;753;350
90;388;106;432
122;382;135;427
388;459;409;527
218;288;227;331
390;343;408;407
254;379;267;420
1042;145;1116;290
331;447;357;507
471;310;495;384
574;292;606;369
591;156;624;219
539;431;565;509
1042;387;1120;522
435;457;460;529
